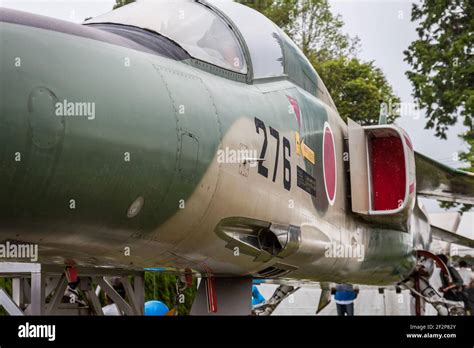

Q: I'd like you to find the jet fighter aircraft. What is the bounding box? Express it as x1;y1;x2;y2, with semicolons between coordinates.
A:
0;0;473;315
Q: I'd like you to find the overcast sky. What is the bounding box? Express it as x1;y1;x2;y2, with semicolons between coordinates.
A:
1;0;471;216
329;0;468;164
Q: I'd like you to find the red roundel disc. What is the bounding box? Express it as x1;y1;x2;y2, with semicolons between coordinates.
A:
323;122;337;206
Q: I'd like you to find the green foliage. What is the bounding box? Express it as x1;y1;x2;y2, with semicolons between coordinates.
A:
404;0;473;140
439;127;473;212
459;129;474;171
314;58;400;125
145;272;196;315
236;0;299;36
0;278;12;316
405;0;473;212
237;0;360;61
236;1;397;126
439;200;472;214
113;0;134;10
0;274;195;316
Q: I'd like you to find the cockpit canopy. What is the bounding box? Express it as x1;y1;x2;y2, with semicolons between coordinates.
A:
85;0;332;104
86;1;247;73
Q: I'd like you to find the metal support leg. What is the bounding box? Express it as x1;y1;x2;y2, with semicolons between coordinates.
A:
45;277;60;298
30;271;45;315
133;275;144;316
12;278;24;308
121;276;141;315
0;288;24;315
253;285;299;316
45;275;68;315
97;277;133;315
23;278;31;303
83;277;104;315
0;262;145;316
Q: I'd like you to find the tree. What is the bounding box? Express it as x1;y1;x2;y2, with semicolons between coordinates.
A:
236;1;400;125
404;0;473;141
236;0;298;32
0;278;12;316
236;1;398;124
315;58;400;125
405;0;473;212
237;0;360;62
113;0;133;9
145;272;196;315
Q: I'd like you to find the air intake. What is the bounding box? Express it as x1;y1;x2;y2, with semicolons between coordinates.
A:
256;263;298;278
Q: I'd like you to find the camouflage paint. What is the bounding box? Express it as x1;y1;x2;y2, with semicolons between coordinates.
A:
0;13;416;285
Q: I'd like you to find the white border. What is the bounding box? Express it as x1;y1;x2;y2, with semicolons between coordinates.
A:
323;122;337;206
364;125;411;215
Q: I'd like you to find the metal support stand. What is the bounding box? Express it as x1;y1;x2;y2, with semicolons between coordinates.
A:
0;262;144;316
253;285;299;316
205;276;218;313
190;277;252;315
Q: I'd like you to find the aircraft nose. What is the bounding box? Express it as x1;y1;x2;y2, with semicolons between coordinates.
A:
0;11;180;229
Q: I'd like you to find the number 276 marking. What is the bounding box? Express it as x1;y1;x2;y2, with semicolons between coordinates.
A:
254;117;291;191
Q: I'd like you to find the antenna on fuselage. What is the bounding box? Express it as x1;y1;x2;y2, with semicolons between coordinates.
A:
378;98;388;125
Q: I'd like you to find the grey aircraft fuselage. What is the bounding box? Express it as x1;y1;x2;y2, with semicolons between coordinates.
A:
0;5;428;286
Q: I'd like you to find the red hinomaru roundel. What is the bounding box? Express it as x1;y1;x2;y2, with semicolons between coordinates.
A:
323;122;337;206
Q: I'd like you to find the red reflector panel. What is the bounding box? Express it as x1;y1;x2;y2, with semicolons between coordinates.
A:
371;136;406;211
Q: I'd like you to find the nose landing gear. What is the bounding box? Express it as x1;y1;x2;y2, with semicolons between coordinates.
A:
401;250;465;316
